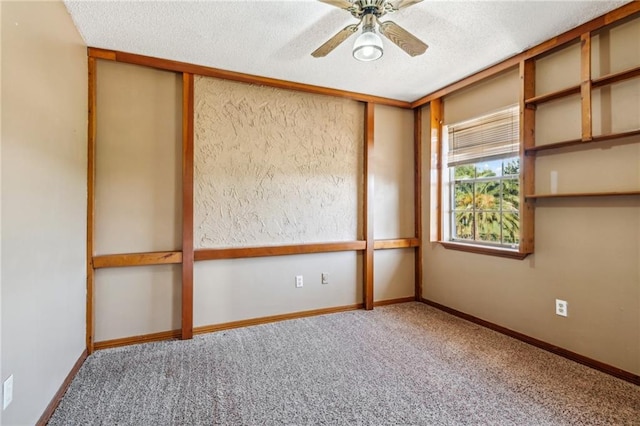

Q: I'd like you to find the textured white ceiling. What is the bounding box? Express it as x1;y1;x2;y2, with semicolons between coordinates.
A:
63;0;631;102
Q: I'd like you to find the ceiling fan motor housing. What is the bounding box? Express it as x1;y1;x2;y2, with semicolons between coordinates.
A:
350;0;390;19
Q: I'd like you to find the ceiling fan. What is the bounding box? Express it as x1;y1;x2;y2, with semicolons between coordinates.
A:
312;0;428;62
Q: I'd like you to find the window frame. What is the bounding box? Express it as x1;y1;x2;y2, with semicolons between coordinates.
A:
431;102;532;260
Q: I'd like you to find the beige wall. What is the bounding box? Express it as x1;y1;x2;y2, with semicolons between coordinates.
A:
373;105;415;302
93;60;182;342
1;1;87;424
422;21;640;375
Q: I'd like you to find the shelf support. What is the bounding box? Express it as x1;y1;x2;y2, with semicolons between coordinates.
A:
519;60;536;254
581;32;592;142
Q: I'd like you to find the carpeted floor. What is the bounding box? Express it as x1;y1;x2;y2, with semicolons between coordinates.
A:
49;302;640;425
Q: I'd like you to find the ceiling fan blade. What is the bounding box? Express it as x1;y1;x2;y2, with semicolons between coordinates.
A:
378;20;428;57
318;0;355;10
311;24;359;57
388;0;423;11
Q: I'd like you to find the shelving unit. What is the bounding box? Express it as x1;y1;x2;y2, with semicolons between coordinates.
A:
523;19;640;200
525;191;640;200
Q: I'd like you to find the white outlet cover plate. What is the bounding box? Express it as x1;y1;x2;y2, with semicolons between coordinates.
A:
556;299;568;317
295;275;303;288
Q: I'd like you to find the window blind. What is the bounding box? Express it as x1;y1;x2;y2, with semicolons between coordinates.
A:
447;105;520;167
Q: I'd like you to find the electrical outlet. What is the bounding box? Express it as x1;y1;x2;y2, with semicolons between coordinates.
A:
321;272;329;285
295;275;303;288
556;299;568;317
3;375;13;410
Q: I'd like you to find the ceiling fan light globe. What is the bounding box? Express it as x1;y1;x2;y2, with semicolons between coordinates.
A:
353;30;383;61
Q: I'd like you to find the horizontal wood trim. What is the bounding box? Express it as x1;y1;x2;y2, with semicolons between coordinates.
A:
592;65;640;88
373;297;416;307
439;242;530;260
193;303;364;335
94;329;181;350
525;129;640;153
36;350;88;426
411;2;640;108
421;298;640;386
526;191;640;200
373;238;420;250
525;85;581;105
194;241;366;261
88;48;115;61
92;251;182;269
87;48;411;109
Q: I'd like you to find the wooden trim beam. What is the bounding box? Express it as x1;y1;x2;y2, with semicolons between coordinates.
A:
363;102;375;310
374;297;416;307
580;32;593;141
181;73;195;340
194;304;365;335
413;108;423;301
35;350;88;426
429;99;443;242
195;241;366;261
373;238;419;250
526;191;640;200
87;48;411;109
411;2;640;108
86;56;97;355
519;60;536;255
421;298;640;386
525;85;581;106
525;129;640;153
440;242;530;260
592;65;640;88
94;330;182;350
92;251;182;269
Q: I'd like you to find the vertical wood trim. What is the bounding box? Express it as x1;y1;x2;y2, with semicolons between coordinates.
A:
429;99;443;242
363;102;375;310
181;73;195;339
580;32;593;141
86;57;97;354
413;108;423;301
519;60;536;254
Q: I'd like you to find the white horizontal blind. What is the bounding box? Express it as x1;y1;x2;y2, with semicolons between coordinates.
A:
447;105;520;167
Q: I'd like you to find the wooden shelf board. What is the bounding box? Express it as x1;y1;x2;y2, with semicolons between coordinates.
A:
526;129;640;153
526;191;640;200
525;85;580;105
592;65;640;88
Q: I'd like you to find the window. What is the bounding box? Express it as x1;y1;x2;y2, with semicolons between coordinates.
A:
442;106;521;251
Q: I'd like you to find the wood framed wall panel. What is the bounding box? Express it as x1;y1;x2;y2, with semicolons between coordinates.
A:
87;48;410;109
86;56;97;354
363;102;375;310
182;73;195;340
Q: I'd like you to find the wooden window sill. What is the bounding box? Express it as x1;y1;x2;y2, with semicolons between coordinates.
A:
439;241;531;260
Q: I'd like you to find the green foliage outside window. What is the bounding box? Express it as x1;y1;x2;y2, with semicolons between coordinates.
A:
452;158;520;246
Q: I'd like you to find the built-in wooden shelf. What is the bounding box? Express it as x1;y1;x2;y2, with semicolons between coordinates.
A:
525;85;581;106
592;65;640;88
526;191;640;200
524;65;640;107
525;129;640;154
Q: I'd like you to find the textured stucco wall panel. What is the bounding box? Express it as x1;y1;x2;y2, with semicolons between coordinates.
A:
194;77;363;248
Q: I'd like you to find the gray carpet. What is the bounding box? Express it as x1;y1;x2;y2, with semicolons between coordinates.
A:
49;303;639;425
